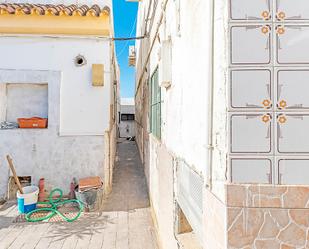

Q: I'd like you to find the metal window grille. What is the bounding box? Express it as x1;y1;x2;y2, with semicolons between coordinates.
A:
150;67;161;139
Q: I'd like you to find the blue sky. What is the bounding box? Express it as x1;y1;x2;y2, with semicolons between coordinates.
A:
113;0;138;98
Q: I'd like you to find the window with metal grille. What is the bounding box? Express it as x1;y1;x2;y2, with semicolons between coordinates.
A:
150;67;161;139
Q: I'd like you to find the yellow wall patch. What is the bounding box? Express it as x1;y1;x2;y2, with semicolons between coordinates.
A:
92;64;104;86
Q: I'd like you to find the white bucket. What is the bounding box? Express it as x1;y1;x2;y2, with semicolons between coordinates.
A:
17;186;39;214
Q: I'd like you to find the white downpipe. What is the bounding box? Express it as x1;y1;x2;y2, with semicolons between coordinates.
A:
207;0;215;191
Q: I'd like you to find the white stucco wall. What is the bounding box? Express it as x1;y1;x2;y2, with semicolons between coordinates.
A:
149;136;178;249
4;83;48;122
135;0;213;248
136;0;210;176
135;0;232;247
121;105;135;115
162;0;209;176
211;0;229;201
0;34;116;198
136;0;229;193
0;36;111;135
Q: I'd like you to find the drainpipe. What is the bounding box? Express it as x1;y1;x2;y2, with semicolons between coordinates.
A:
207;0;215;191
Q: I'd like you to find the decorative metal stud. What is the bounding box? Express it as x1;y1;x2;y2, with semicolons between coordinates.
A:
279;100;287;109
262;99;272;109
262;114;271;123
277;26;285;35
277;11;286;20
261;10;270;20
261;26;270;34
278;115;287;124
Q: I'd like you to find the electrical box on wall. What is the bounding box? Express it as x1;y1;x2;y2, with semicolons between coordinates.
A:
92;64;104;87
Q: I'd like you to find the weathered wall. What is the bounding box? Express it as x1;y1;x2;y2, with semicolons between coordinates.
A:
211;0;229;202
0;70;106;198
105;123;117;194
135;0;211;248
136;0;211;184
149;136;179;249
0;28;120;198
3;83;48;122
161;0;209;176
0;84;6;122
204;189;227;249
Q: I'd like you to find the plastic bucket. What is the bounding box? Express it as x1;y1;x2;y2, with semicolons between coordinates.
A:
17;186;39;214
75;186;103;211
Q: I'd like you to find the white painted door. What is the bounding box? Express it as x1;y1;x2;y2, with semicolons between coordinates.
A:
230;114;272;153
231;25;272;65
276;70;309;110
230;0;272;21
231;158;272;183
278;159;309;184
276;25;309;65
276;0;309;21
230;69;272;110
277;114;309;153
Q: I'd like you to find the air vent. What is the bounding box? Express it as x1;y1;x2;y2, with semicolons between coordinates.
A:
176;159;203;244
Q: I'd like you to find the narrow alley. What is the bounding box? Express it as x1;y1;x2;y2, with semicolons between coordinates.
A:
102;140;150;212
0;140;158;249
3;0;309;248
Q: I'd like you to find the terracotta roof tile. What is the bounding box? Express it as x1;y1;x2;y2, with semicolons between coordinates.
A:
0;3;110;17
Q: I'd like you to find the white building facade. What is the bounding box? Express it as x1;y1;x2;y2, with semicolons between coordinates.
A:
135;0;309;248
0;0;119;198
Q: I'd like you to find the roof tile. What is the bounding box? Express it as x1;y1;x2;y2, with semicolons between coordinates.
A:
0;3;110;17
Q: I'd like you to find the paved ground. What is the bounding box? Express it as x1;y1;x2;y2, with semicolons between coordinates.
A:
0;140;158;249
102;140;150;211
